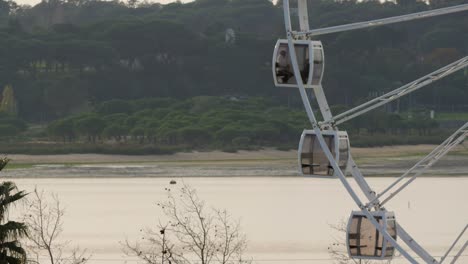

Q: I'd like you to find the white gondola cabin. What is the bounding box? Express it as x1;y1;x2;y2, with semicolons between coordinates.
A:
298;130;349;177
347;211;397;260
272;40;324;88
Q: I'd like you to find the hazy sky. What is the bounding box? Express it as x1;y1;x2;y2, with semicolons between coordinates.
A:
16;0;195;7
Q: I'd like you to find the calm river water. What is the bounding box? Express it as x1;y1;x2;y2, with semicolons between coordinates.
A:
9;176;468;263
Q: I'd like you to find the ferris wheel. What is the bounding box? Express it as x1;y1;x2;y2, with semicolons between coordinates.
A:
273;1;468;263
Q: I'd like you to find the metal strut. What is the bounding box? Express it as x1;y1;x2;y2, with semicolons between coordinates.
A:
441;224;468;263
293;3;468;37
366;122;468;209
397;223;439;263
349;157;439;263
321;56;468;126
283;1;419;263
281;1;467;263
450;241;467;264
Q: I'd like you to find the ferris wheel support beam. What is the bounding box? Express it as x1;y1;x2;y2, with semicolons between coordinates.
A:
283;1;418;263
348;156;440;263
397;223;439;263
314;85;333;122
283;1;465;263
366;122;468;208
321;56;468;127
298;0;309;32
349;156;440;263
450;241;467;264
441;224;468;263
292;3;468;37
299;0;335;122
283;0;366;209
348;156;378;204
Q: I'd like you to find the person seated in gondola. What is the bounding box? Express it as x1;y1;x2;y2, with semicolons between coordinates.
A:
301;59;310;83
276;50;293;83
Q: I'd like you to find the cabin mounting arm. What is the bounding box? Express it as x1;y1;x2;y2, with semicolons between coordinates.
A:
321;56;468;127
292;3;468;37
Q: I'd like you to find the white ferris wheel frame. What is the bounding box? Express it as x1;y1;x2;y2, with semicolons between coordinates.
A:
279;1;468;263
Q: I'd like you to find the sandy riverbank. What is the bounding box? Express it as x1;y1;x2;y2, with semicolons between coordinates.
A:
2;144;465;178
6;144;465;164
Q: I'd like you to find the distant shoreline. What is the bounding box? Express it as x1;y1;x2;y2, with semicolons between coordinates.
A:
2;145;466;178
5;144;466;165
7;145;468;164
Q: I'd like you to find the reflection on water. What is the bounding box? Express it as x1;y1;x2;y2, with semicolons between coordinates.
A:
9;176;467;264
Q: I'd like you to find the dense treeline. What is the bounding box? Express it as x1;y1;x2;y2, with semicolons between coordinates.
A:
39;96;443;153
0;0;465;153
0;0;466;123
47;97;308;149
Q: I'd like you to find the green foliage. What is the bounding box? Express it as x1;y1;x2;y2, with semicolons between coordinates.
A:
435;112;468;121
42;96;451;153
75;114;106;142
0;0;464;122
0;178;28;264
103;124;129;142
98;100;134;115
177;126;212;146
0;112;27;138
0;0;463;153
0;85;17;116
0;142;177;155
231;136;250;148
0;157;9;171
0;124;19;136
48;118;76;142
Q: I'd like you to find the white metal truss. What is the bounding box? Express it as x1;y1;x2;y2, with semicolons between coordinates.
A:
292;3;468;37
347;154;441;263
366;122;468;209
397;223;440;263
283;1;419;263
441;224;468;263
279;0;468;263
321;56;468;127
297;0;309;32
451;241;467;264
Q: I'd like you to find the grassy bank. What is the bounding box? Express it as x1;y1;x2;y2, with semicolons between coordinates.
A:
0;134;453;155
0;142;180;155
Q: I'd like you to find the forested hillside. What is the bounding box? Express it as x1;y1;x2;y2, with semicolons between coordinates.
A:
0;0;466;152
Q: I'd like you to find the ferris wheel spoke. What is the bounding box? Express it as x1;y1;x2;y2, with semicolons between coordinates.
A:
396;223;439;263
450;241;467;264
366;122;468;209
278;0;467;263
348;156;379;203
321;56;468;127
293;4;468;37
297;0;309;32
441;225;468;264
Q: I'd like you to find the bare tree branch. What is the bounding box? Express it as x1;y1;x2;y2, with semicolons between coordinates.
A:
124;183;250;264
23;188;91;264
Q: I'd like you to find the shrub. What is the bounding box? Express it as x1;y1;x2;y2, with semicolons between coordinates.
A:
0;124;19;137
231;136;250;147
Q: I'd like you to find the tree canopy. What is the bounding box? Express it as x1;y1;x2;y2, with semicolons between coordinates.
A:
0;0;465;122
